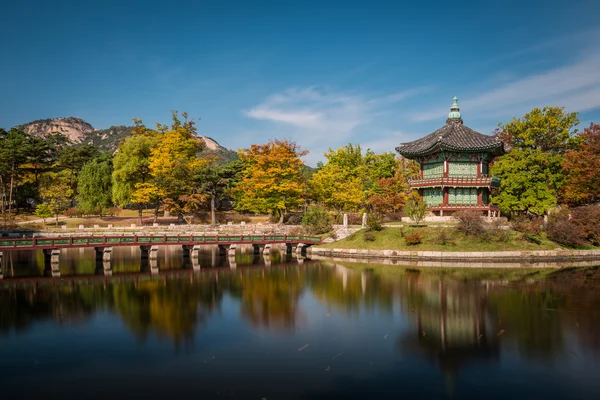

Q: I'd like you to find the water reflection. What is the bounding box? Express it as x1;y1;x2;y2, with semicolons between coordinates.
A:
1;251;599;398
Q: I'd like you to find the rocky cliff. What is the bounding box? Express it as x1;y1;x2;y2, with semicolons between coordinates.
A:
15;117;237;160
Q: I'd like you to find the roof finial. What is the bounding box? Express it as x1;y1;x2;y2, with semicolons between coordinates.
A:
447;96;463;124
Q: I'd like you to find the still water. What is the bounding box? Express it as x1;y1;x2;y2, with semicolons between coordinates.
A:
1;246;599;399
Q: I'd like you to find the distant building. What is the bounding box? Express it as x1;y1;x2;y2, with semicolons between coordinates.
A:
396;97;504;217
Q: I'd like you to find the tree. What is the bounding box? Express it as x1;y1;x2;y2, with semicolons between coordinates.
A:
233;140;308;224
404;196;428;225
192;157;241;225
146;112;204;222
39;172;73;225
77;154;114;215
562;123;600;205
34;203;53;226
0;128;29;220
57;145;100;203
492;107;579;215
112;129;159;225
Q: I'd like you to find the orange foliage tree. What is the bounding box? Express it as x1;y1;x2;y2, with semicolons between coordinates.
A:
562;123;600;205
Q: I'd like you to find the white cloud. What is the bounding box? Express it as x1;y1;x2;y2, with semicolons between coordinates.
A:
413;53;600;122
243;86;428;164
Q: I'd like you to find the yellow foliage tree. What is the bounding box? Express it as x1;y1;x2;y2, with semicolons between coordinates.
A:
233;140;308;223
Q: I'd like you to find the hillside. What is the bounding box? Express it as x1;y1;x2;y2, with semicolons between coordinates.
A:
15;117;238;160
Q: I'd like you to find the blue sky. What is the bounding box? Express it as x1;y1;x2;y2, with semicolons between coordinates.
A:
2;0;600;165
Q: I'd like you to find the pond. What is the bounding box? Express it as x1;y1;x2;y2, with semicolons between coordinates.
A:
1;246;599;399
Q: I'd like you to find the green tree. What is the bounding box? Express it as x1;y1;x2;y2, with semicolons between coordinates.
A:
57;145;100;202
492;107;579;215
404;196;428;225
34;203;53;226
112;126;159;225
0;128;29;220
77;154;114;215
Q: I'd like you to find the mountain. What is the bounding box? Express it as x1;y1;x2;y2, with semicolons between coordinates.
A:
15;117;238;161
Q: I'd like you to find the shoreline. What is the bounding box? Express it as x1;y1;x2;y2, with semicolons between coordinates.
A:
309;247;600;263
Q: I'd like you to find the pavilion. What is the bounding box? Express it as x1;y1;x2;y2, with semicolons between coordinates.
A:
396;97;504;217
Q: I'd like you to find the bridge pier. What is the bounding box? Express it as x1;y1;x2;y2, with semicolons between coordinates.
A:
295;243;310;257
43;249;61;277
252;244;261;255
263;253;272;267
0;251;3;279
263;244;272;255
228;244;237;257
191;257;201;271
218;244;227;256
228;255;237;269
140;245;159;260
103;260;112;276
95;247;112;262
150;258;159;275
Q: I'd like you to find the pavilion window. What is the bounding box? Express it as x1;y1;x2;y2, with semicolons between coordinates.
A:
448;187;477;204
423;163;443;178
423;188;443;205
448;162;477;178
482;190;489;204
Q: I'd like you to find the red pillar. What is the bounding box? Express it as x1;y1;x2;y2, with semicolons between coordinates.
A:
443;188;449;205
477;162;482;178
478;189;483;206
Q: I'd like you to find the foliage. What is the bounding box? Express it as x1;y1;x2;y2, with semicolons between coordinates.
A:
309;144;416;213
569;206;600;246
233;140;307;223
39;172;73;225
403;196;428;224
492;107;579;215
510;215;544;235
34;203;53;225
58;144;100;199
545;212;587;248
0;128;29;219
301;206;332;234
284;213;304;225
77;154;114;215
491;149;563;215
454;210;484;236
404;231;422;246
496;106;579;153
562;123;600;205
434;229;456;246
366;212;383;231
64;207;85;218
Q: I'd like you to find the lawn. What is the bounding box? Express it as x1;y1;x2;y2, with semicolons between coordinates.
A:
319;225;563;251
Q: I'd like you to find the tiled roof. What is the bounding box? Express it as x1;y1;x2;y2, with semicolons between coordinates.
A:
396;119;505;157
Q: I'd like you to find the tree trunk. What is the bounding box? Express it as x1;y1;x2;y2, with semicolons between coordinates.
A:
153;203;159;224
138;205;143;226
8;161;15;218
278;209;285;225
210;190;216;225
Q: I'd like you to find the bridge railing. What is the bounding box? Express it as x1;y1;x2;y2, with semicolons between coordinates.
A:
0;234;322;250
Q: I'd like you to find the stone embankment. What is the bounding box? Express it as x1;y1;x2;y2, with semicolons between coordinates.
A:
308;247;600;262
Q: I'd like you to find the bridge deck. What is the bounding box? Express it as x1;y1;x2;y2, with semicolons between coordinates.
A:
0;234;322;252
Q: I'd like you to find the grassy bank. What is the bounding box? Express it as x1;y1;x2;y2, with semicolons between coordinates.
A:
319;226;563;251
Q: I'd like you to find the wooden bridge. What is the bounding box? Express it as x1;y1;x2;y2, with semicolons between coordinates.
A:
0;234;322;278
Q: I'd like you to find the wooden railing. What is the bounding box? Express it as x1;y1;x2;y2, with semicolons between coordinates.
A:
409;175;500;188
0;234;323;251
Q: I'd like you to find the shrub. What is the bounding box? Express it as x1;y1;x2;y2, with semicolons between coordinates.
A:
363;231;376;241
481;220;510;242
454;210;484;236
434;229;455;245
403;198;428;225
405;231;422;246
570;206;600;246
511;215;543;235
105;207;121;217
64;207;84;218
382;212;404;223
301;206;333;234
545;218;587;247
284;213;304;225
366;212;383;231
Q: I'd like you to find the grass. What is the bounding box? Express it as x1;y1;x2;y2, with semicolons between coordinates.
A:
319;226;563;251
